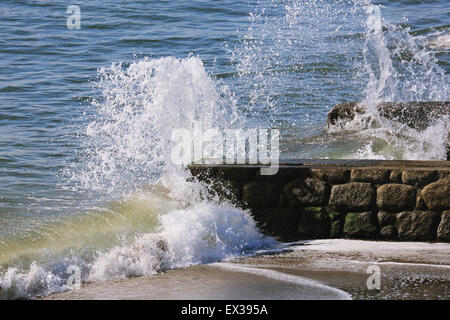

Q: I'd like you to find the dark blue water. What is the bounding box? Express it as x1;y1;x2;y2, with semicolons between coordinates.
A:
0;0;448;299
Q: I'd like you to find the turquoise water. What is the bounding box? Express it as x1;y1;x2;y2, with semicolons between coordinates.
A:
0;0;449;298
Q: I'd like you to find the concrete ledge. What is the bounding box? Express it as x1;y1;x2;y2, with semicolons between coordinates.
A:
188;160;450;242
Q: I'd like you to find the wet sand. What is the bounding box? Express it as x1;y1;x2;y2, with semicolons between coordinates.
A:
44;240;450;300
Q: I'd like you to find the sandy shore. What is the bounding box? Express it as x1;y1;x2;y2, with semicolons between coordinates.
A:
44;240;450;300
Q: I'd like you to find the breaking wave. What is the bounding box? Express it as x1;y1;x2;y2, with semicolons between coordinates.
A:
0;56;274;299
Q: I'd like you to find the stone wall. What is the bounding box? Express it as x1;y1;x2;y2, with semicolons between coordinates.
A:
188;160;450;242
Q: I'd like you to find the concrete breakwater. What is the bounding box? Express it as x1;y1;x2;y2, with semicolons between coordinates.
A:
189;160;450;242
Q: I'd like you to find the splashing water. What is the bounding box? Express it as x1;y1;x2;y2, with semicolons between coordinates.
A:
89;204;271;282
341;2;449;159
66;55;241;195
0;199;272;299
1;0;449;299
229;0;448;159
0;56;273;299
362;3;448;104
229;0;364;129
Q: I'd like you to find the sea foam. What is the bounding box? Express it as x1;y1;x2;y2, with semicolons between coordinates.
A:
0;55;272;299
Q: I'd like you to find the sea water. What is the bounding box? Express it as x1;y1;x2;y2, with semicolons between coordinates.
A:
0;0;449;298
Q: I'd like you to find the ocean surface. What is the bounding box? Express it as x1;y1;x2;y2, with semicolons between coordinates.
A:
0;0;449;299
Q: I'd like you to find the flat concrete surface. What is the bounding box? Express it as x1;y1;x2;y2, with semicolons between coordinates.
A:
189;159;450;170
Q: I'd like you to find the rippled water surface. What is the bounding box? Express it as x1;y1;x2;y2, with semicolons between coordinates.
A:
0;0;448;299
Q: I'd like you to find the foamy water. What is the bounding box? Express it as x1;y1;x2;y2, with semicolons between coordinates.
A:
0;191;275;299
0;0;449;299
211;262;352;300
0;56;274;299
